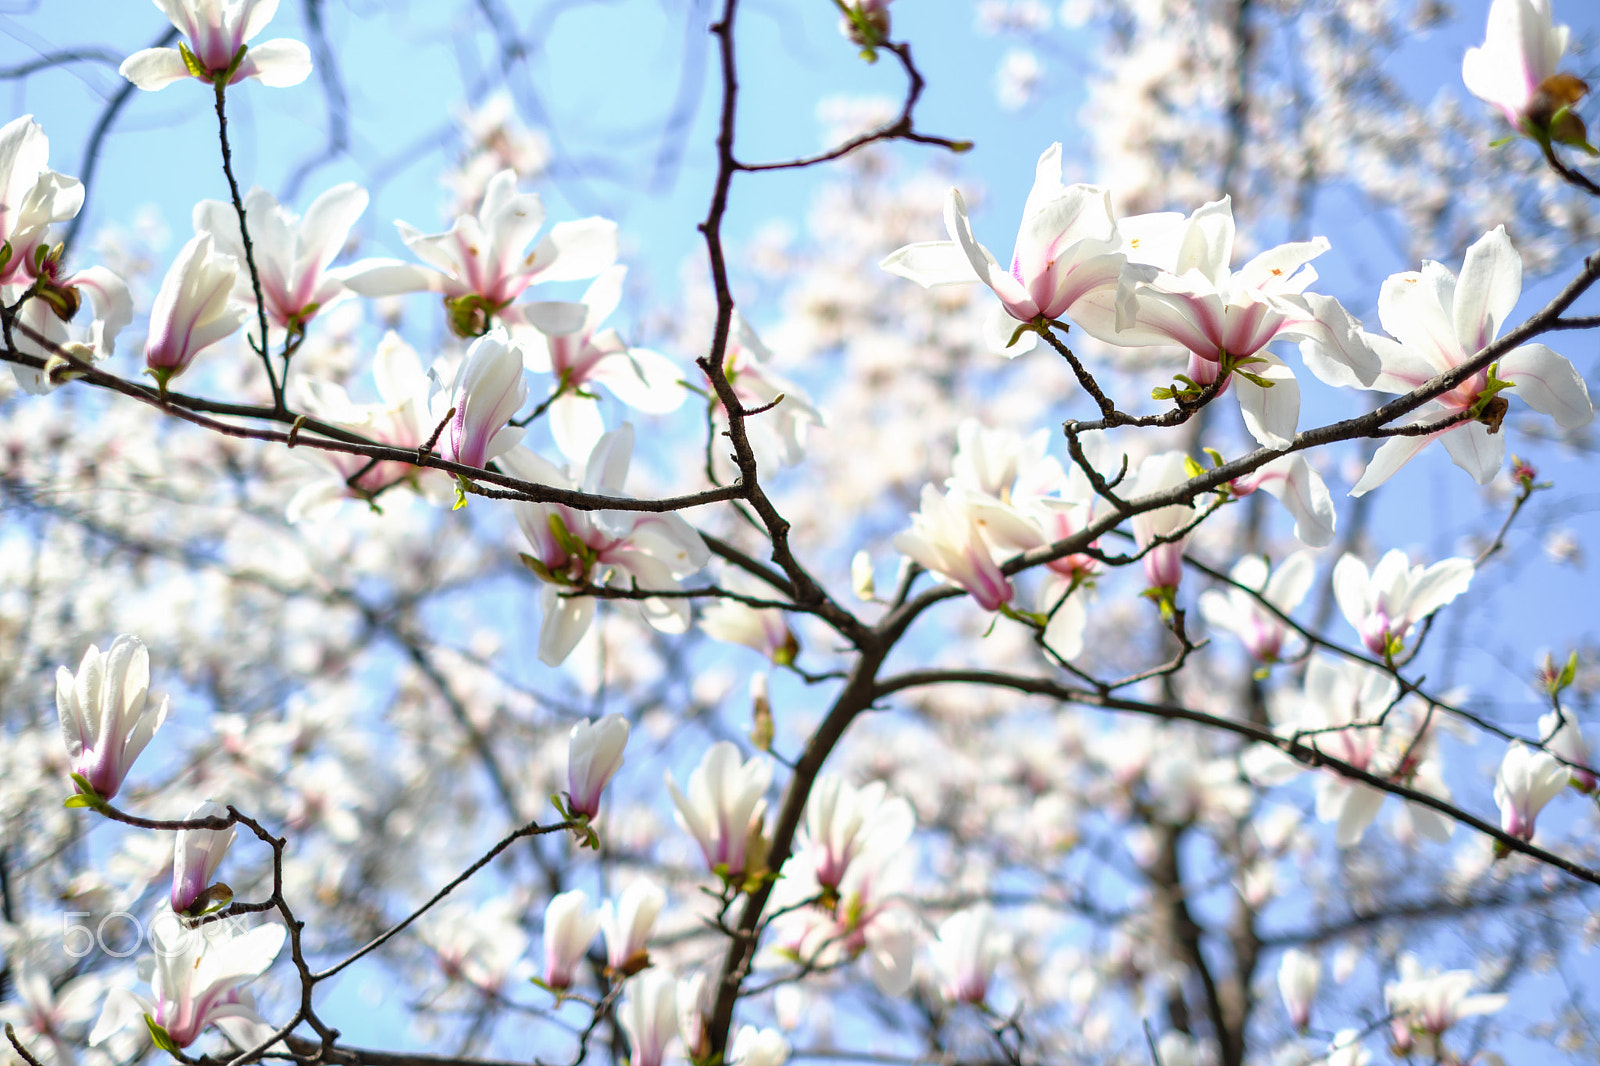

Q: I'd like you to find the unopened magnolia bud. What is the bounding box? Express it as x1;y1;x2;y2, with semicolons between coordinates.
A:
750;672;773;751
839;0;891;47
851;550;876;601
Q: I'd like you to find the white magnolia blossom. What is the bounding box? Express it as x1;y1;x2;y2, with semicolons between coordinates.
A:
541;890;599;991
707;312;824;468
171;799;236;913
0;116;84;284
566;714;629;819
667;741;772;880
1198;552;1315;664
1384;954;1508;1060
617;968;679;1066
194;182;368;333
599;878;665;975
1493;741;1567;840
1226;454;1336;548
1277;949;1320;1030
144;233;248;387
57;635;169;801
508;425;710;666
1332;550;1474;658
120;0;312;90
1130;451;1196;593
1538;709;1596;792
928;905;1007;1005
432;328;528;469
795;775;916;894
1344;227;1593;495
90;916;285;1049
730;1026;791;1066
1462;0;1574;130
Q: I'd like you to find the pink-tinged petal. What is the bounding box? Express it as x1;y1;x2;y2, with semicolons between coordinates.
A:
1236;237;1330;291
1498;342;1594;427
1438;419;1505;484
1452;226;1521;355
119;48;191;91
296;182;368;278
72;265;134;355
1331;554;1372;630
1012;184;1116;313
1018;143;1066;224
335;258;444;297
1255;455;1335;547
1291;292;1381;388
944;188;1029;311
1377;262;1463;373
1235;352;1300;450
1123;286;1227;359
234;39;312;87
878;241;978;288
1365;334;1446;395
1349;430;1440;497
539;587;597;666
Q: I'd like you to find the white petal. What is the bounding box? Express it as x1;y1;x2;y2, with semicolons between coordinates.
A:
119;48;191;91
539;588;596;666
1438;420;1504;485
879;241;978;288
238;39;313;88
1452;226;1521;354
1349;431;1439;497
1257;455;1335;547
1498;342;1594;427
549;393;607;466
1234;352;1300;450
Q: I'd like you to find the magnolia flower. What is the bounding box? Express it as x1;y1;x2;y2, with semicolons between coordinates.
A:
508;426;710;665
666;741;772;880
8;263;133;396
676;971;714;1063
839;0;891;46
340;169;614;337
1332;550;1473;658
57;635;169;801
90;916;286;1049
1385;954;1507;1059
730;1026;791;1066
287;332;435;519
145;233;249;388
120;0;312;90
880;143;1134;358
1538;709;1596;792
1199;552;1315;663
1106;197;1378;450
1130;452;1197;596
0;966;105;1066
708;312;823;468
1462;0;1587;143
194;182;368;333
1493;741;1567;840
893;484;1017;611
929;905;1006;1005
520;265;684;463
1226;453;1335;548
797;776;915;893
618;969;679;1066
433;328;528;468
566;714;629;820
1277;949;1320;1031
0;116;83;285
698;599;797;664
599;879;665;976
172;799;236;913
947;419;1055;501
541;890;599;991
1348;227;1593;495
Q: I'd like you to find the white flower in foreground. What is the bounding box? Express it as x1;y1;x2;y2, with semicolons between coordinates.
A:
1332;550;1473;658
893;483;1020;612
120;0;312;90
1199;552;1315;664
0;116;83;284
796;775;915;894
730;1026;791;1066
667;741;771;880
1226;453;1335;548
600;879;665;976
880;142;1136;357
144;233;249;389
1385;954;1507;1060
340;168;614;338
171;799;236;913
1462;0;1588;145
1347;227;1593;495
521;265;684;464
194;182;368;333
698;598;797;665
1277;949;1320;1031
929;905;1007;1005
1493;741;1567;841
618;968;679;1066
90;916;285;1049
508;425;710;665
566;714;629;820
57;635;169;802
1538;709;1596;792
541;890;598;992
1130;451;1196;598
432;328;528;469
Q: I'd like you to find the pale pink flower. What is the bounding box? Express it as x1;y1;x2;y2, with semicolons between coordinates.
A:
1385;954;1507;1059
171;799;236;913
1129;452;1196;593
929;905;1007;1005
618;969;679;1066
1462;0;1572;129
1538;709;1596;792
1226;453;1335;547
541;890;599;992
893;484;1017;611
1332;550;1473;657
1493;741;1567;840
730;1026;791;1066
1198;552;1315;663
0;116;83;285
666;741;771;880
599;879;665;975
566;714;629;820
57;635;169;801
120;0;312;90
434;328;528;468
144;233;249;387
1277;949;1320;1030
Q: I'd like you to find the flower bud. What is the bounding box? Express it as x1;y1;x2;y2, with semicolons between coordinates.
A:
541;890;598;992
566;714;629;820
171;799;236;914
57;635;169;802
